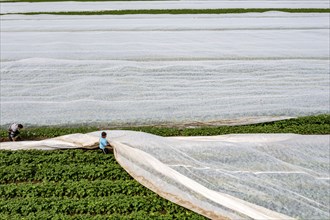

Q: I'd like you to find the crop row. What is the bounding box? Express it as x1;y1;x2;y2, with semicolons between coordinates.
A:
0;149;116;166
0;196;206;218
0;163;132;183
0;211;205;220
0;179;154;198
3;8;330;16
1;115;329;141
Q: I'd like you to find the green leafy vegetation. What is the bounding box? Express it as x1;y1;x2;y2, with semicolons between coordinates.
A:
0;150;207;219
1;8;330;16
1;115;329;141
128;114;330;136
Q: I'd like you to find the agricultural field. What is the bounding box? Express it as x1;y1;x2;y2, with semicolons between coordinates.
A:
0;0;329;219
0;149;208;219
0;115;329;219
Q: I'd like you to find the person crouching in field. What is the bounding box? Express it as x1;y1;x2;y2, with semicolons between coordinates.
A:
8;123;23;141
99;131;112;154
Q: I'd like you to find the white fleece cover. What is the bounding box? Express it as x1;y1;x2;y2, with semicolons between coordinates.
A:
1;12;329;126
1;131;329;220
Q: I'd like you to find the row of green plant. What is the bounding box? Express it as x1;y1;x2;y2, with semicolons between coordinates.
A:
0;196;205;218
1;115;329;140
1;8;330;16
128;114;330;136
0;150;125;183
0;149;116;165
0;150;129;184
0;179;153;198
0;211;203;220
0;163;131;184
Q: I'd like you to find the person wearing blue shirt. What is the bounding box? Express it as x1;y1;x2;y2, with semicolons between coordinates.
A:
99;131;111;154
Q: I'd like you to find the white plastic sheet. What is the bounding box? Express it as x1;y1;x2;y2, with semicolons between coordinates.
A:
1;130;329;219
1;13;329;126
0;133;99;150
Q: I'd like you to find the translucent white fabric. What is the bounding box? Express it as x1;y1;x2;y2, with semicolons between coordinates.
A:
1;13;329;126
0;133;99;150
1;130;329;219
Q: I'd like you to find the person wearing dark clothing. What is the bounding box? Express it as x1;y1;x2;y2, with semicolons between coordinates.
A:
8;123;23;141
